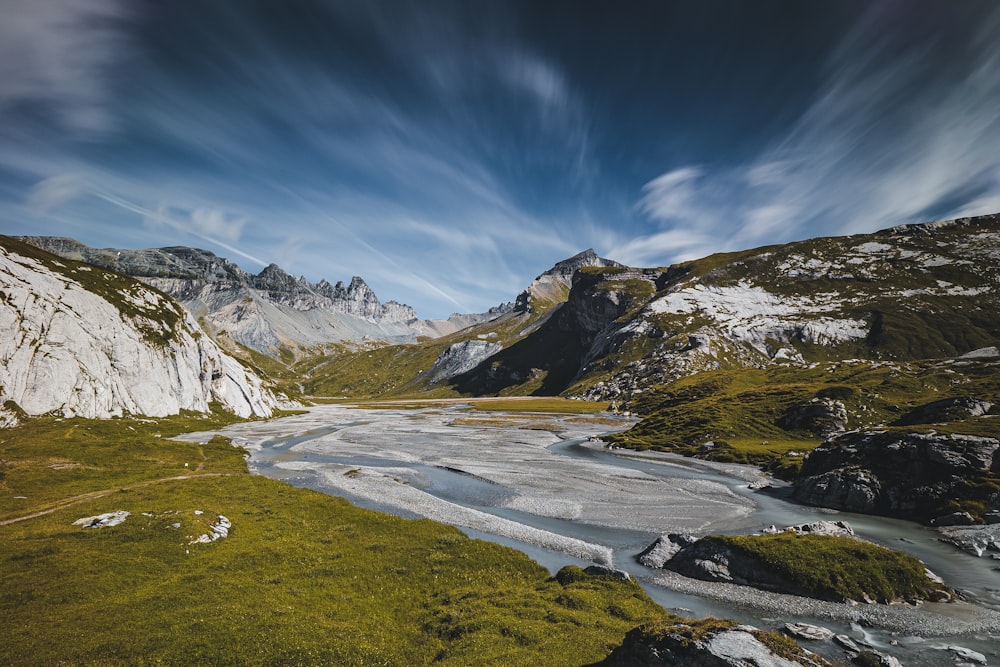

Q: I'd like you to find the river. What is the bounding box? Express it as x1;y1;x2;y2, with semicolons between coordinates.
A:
177;403;1000;665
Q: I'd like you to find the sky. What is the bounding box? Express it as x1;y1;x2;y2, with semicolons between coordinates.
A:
1;1;999;319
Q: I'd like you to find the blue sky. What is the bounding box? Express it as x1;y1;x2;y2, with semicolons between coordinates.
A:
2;1;999;319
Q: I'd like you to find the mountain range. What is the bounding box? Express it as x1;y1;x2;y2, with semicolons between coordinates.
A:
18;236;510;355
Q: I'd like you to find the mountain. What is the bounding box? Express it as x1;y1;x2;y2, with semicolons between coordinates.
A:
444;214;1000;399
290;248;623;397
0;236;282;423
19;237;421;355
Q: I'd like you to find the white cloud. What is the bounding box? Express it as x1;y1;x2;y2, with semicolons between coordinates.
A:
190;208;247;244
637;167;704;222
26;173;87;212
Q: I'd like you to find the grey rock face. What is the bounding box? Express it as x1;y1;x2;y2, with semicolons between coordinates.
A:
761;520;855;537
20;237;421;354
793;430;999;523
0;240;280;420
601;623;830;667
426;339;503;383
937;523;1000;557
893;396;995;425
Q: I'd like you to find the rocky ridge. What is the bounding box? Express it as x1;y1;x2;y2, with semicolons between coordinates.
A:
0;237;281;421
19;237;421;354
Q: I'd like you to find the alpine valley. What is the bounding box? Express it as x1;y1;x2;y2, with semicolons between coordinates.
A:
3;212;1000;666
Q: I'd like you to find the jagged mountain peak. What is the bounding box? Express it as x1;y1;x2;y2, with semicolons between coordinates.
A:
515;248;624;314
19;237;420;355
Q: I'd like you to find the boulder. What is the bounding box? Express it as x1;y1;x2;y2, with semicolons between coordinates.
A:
944;645;988;665
636;533;697;569
793;431;999;523
600;622;833;666
937;523;1000;558
783;623;835;642
777;398;849;436
894;397;994;426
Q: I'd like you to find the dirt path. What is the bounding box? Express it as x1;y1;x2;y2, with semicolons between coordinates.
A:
0;472;234;526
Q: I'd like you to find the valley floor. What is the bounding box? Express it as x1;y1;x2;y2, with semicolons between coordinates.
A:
176;403;1000;666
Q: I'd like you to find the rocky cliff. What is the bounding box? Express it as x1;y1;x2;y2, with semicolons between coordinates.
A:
0;237;280;421
19;237;420;355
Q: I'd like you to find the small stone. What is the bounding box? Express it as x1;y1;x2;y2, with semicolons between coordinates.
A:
834;634;861;653
783;622;835;641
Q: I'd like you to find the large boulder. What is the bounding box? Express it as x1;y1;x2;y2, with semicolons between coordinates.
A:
893;397;995;426
792;431;999;523
600;622;833;667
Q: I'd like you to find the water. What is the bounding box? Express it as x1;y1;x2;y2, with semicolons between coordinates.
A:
196;406;1000;665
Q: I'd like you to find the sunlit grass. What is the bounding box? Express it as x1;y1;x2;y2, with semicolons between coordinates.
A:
1;414;667;665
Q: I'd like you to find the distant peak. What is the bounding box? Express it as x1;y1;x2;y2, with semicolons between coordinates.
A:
541;248;623;279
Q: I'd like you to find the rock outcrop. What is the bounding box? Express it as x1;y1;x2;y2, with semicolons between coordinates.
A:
600;622;832;667
426;339;503;383
663;536;811;595
893;396;995;426
636;533;697;569
0;237;279;420
793;430;1000;523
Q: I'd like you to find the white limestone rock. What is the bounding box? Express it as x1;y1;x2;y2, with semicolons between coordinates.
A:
0;242;278;421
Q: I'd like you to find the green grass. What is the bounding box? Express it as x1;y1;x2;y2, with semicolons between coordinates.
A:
0;415;668;665
607;358;1000;471
709;533;946;603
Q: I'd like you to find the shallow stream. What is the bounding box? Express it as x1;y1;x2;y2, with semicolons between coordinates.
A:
179;404;1000;665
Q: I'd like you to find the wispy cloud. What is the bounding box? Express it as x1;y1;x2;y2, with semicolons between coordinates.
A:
0;0;131;132
625;3;1000;266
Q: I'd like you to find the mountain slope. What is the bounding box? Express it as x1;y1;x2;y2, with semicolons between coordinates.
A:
19;237;420;355
440;214;1000;401
0;236;280;421
293;249;621;398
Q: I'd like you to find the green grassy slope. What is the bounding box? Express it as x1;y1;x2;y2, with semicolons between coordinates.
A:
609;357;1000;474
0;414;666;666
